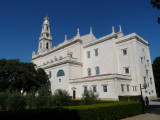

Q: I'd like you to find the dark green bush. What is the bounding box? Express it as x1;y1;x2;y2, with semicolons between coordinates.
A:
81;90;99;105
5;91;25;110
25;91;36;109
66;101;143;120
0;101;142;120
35;86;52;109
119;95;141;101
0;91;9;110
53;89;72;107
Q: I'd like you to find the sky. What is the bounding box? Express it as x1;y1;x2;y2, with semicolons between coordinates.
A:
0;0;159;63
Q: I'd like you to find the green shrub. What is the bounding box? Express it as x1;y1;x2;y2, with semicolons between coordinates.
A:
0;101;143;120
81;90;99;105
66;101;143;120
25;91;36;109
119;95;141;101
53;89;72;107
35;86;52;109
5;91;25;110
0;91;9;110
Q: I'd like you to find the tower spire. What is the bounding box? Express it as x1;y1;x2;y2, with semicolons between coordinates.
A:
38;16;52;53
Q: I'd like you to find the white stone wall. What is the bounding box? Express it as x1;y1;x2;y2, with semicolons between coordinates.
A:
32;21;157;99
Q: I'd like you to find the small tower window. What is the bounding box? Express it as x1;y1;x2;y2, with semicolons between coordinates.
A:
46;34;49;37
40;43;42;49
47;26;49;31
46;43;49;49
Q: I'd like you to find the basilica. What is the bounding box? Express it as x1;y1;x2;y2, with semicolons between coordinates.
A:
32;16;157;100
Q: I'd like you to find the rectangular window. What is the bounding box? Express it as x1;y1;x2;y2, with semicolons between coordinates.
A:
93;86;97;92
103;86;107;92
88;68;91;76
121;84;124;92
125;67;129;74
144;77;146;84
132;86;137;91
49;71;52;79
150;78;152;85
96;67;100;75
123;49;127;55
127;85;130;92
87;51;90;58
95;49;98;56
84;86;87;92
140;57;143;64
146;70;148;77
147;60;149;66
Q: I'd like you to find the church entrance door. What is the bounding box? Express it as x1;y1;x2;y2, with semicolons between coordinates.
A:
73;90;76;99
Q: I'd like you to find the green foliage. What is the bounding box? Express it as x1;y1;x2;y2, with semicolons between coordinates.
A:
0;101;142;120
0;91;9;110
81;90;99;105
25;90;36;109
152;56;160;97
0;59;49;92
5;91;25;110
53;89;72;107
119;95;141;101
35;86;52;109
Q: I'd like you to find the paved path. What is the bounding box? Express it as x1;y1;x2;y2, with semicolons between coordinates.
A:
122;99;160;120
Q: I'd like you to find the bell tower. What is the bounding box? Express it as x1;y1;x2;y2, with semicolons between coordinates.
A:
38;16;52;53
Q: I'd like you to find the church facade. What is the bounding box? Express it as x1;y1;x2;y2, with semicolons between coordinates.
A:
32;17;157;100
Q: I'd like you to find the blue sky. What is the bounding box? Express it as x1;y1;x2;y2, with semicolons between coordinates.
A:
0;0;159;63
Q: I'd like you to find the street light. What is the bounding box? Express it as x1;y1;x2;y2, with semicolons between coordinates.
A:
139;83;147;113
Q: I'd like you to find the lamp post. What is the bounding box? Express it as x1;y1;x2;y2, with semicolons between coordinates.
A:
139;83;147;113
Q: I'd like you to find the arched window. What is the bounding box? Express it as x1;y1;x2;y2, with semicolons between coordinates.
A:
46;43;49;49
57;70;65;77
95;67;100;75
88;68;91;76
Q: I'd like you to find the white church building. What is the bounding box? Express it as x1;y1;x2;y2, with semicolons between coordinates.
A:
32;16;157;100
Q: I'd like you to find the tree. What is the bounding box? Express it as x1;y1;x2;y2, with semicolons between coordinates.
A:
150;0;160;23
81;90;99;105
0;59;49;93
152;56;160;97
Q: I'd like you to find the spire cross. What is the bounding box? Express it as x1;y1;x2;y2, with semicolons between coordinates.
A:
45;12;49;20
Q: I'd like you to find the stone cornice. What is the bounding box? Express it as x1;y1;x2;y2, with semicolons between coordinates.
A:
38;60;82;69
32;39;82;60
83;34;118;48
69;74;131;83
116;34;149;46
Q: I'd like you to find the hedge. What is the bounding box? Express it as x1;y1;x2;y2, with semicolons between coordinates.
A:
0;101;142;120
119;95;141;101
